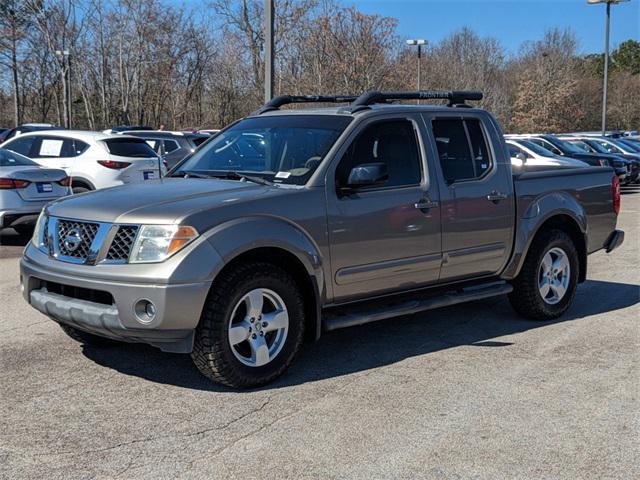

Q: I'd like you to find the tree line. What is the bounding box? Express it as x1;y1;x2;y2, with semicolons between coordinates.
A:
0;0;638;133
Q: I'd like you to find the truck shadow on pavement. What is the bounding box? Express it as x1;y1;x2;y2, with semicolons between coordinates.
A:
79;278;639;392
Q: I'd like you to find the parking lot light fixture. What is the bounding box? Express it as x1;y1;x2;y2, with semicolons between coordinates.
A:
587;0;632;135
406;39;427;93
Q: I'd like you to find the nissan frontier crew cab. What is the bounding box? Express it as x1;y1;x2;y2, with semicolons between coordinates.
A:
20;91;625;388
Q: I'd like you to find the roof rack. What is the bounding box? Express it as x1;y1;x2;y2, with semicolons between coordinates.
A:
253;90;483;115
345;90;483;113
255;95;358;114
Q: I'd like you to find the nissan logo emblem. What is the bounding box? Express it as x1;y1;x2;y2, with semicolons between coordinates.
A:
63;228;83;252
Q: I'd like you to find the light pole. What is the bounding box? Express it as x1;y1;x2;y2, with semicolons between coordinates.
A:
587;0;630;135
264;0;274;102
55;49;71;128
406;39;426;92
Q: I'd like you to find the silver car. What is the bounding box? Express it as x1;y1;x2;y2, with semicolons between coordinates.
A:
0;148;71;235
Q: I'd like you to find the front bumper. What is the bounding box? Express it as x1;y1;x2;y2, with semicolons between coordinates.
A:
20;255;212;353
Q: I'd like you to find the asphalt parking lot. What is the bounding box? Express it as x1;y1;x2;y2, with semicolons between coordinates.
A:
1;187;639;480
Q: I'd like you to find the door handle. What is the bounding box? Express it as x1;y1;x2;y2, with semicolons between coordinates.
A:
414;199;439;210
486;190;507;203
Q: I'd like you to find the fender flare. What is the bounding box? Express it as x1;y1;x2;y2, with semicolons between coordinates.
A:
502;192;587;281
202;215;325;339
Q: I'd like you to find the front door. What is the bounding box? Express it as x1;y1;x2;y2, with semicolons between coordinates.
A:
425;114;514;281
326;116;442;302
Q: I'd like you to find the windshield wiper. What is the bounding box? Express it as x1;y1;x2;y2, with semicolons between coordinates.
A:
171;170;273;185
171;170;213;179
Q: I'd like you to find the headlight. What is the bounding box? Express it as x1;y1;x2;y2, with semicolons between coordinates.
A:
31;211;47;247
129;225;198;263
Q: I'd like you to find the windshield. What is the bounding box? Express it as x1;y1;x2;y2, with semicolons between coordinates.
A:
551;137;585;155
517;139;557;157
618;139;640;152
583;139;610;154
0;148;36;167
174;115;352;185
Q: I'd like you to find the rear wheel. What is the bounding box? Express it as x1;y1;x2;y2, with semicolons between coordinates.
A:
509;230;579;320
59;324;118;347
191;262;305;388
72;186;90;194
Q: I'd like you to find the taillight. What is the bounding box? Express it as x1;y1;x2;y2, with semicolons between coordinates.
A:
612;175;621;215
57;177;72;186
0;178;30;189
97;160;131;169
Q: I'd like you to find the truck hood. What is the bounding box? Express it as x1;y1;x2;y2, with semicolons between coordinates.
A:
46;178;286;224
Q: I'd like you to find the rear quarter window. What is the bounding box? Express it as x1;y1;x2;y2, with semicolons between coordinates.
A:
103;138;157;158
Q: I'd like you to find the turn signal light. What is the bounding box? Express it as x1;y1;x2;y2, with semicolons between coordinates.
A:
0;178;30;189
167;226;199;256
97;160;131;169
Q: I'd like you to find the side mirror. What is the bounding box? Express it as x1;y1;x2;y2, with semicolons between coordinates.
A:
516;152;527;163
346;162;389;188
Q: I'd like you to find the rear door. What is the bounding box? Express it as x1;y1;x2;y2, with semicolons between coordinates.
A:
28;135;85;172
423;113;514;281
326;115;442;302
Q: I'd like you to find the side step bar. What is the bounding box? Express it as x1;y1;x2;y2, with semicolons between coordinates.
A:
323;281;513;332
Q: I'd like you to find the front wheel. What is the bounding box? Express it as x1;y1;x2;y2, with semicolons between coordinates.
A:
509;230;579;320
191;262;305;388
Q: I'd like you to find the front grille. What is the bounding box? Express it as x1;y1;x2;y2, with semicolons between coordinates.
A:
57;220;99;259
106;226;139;261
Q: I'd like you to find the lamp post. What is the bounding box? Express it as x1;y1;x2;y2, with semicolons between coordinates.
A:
264;0;274;102
587;0;630;135
406;39;426;92
55;49;71;129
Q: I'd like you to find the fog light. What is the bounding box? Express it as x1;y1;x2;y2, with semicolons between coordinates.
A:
134;299;157;323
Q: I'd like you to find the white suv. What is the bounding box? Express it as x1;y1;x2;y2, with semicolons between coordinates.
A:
0;130;163;193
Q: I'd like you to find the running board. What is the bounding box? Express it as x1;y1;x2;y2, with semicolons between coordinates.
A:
323;281;513;332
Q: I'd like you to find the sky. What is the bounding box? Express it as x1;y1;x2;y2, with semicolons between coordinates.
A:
344;0;639;55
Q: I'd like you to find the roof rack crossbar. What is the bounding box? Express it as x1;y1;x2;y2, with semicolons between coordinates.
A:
255;95;358;114
348;90;483;112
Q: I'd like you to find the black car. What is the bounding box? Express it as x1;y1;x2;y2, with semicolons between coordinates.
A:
561;136;640;184
512;134;631;185
1;124;64;143
120;130;209;169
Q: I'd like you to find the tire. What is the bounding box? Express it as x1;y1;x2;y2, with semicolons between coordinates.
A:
509;229;579;320
191;262;306;388
13;225;34;237
72;186;90;194
59;324;118;347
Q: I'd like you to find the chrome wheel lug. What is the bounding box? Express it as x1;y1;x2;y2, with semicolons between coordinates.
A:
262;322;268;328
250;318;255;323
259;331;264;336
252;333;257;339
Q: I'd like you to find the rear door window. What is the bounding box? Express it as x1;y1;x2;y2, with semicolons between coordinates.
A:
431;118;493;184
3;136;36;156
33;136;78;158
104;138;157;157
163;139;180;153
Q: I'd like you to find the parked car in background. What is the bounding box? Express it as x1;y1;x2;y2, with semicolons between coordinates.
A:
0;148;70;235
506;139;588;170
507;134;630;184
0;128;8;141
20;90;624;388
1;130;162;193
120;130;209;169
559;136;640;184
1;123;63;143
